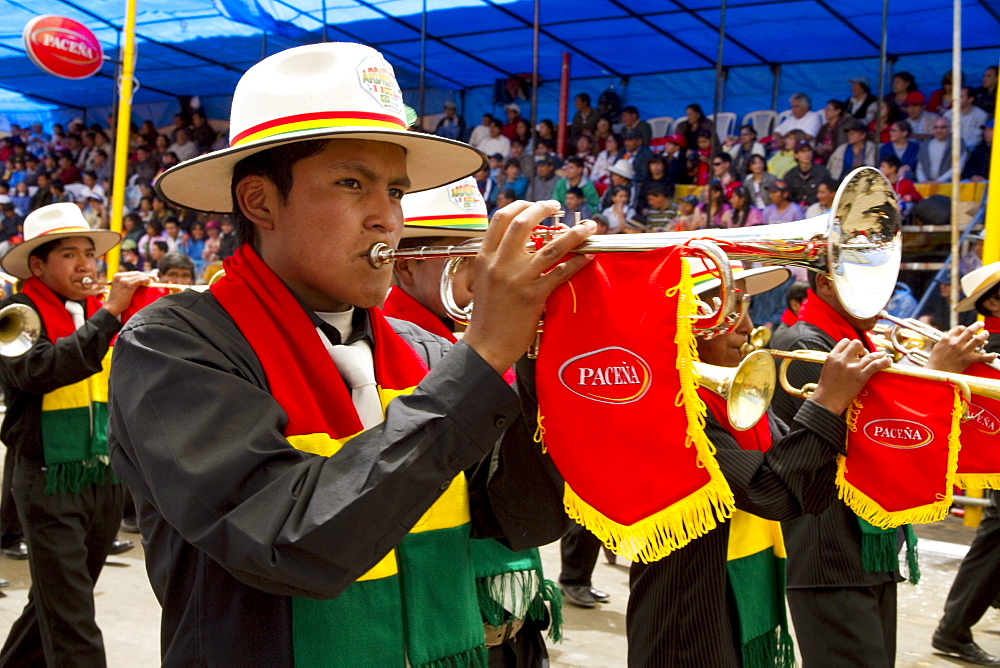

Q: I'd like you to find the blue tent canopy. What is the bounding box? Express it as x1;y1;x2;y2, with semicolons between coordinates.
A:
0;0;997;130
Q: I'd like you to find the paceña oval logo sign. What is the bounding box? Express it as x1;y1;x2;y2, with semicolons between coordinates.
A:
23;15;103;80
863;419;933;449
968;404;1000;435
558;347;652;404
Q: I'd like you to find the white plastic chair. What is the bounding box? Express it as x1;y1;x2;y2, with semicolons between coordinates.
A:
741;110;776;137
706;112;736;142
648;116;674;138
774;109;794;130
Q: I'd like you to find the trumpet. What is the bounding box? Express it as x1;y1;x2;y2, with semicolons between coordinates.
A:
369;167;902;325
878;310;1000;373
696;350;776;430
0;304;41;357
768;348;1000;408
81;276;210;294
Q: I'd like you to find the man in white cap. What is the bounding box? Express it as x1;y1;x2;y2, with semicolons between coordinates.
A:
933;261;1000;666
0;203;146;665
107;42;594;666
385;178;564;664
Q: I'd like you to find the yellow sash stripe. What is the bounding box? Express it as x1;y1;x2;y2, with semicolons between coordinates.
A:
727;510;786;561
41;348;112;411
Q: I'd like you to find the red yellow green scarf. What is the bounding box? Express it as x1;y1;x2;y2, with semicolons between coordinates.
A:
212;246;486;668
536;247;734;563
700;390;795;668
22;277;114;495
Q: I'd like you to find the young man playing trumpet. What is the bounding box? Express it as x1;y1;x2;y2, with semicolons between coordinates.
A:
627;258;891;667
771;270;993;668
108;42;593;665
934;260;1000;666
0;203;147;665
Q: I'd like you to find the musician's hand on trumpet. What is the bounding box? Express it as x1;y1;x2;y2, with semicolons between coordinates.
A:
462;199;595;375
93;271;150;318
924;321;996;374
808;339;892;415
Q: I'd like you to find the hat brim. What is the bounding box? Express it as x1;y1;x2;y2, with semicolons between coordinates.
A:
694;266;791;297
1;229;121;280
154;128;487;214
607;168;634;179
957;268;1000;312
400;227;486;240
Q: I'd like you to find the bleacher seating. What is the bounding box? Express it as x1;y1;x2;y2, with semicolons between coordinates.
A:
741;110;776;137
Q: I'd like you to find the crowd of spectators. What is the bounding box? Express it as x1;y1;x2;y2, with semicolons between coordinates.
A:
432;65;995;234
0;110;236;282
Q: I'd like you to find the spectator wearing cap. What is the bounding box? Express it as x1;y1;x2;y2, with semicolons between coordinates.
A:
468;113;494;148
675;104;715;156
553;156;600;212
845;76;878;123
662;133;690;186
826;118;877;181
619;106;653;146
571;93;599;143
944;86;990;151
783;141;831;206
622;129;653;186
725;125;766;179
531;154;559;202
600;159;639;210
675;195;700;231
962;119;993;181
814;100;850;164
901;91;940;140
773;93;822;142
476;118;511;159
916;117;967;183
879;120;920;178
761;181;805;224
434;101;467;142
501;103;523;140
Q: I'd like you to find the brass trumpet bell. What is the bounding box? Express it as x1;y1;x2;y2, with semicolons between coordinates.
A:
696;350;777;430
0;304;41;357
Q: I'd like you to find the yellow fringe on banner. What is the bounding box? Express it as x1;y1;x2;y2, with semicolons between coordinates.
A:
561;258;735;563
837;387;963;529
955;474;1000;490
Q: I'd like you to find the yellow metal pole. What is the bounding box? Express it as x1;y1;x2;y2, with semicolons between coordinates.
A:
106;0;137;278
982;60;1000;265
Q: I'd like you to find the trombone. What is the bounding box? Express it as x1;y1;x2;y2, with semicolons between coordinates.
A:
369;167;902;325
878;310;1000;373
768;349;1000;409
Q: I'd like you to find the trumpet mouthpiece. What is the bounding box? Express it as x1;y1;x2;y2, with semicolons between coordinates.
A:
81;277;94;287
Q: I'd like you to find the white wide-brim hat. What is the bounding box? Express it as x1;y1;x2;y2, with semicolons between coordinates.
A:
154;42;486;214
686;256;791;297
607;158;635;181
1;203;120;279
957;261;1000;312
401;177;488;239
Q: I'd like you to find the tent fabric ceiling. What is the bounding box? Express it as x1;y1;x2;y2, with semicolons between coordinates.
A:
0;0;998;116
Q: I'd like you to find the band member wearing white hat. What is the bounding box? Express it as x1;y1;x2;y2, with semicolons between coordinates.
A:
107;42;594;666
771;269;992;668
385;178;564;665
0;203;147;665
934;260;1000;666
628;258;889;667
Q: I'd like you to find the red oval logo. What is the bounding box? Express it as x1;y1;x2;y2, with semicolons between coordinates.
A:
863;419;933;449
23;15;103;80
967;404;1000;435
558;347;652;404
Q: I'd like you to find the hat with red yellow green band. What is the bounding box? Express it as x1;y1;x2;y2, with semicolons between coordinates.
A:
685;256;790;297
401;177;489;240
154;42;486;214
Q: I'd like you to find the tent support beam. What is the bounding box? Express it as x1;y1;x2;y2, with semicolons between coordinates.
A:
668;0;770;65
604;0;716;68
348;0;515;77
479;0;626;78
813;0;881;51
975;0;1000;25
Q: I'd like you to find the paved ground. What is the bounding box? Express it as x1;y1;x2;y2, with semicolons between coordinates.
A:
0;509;996;666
